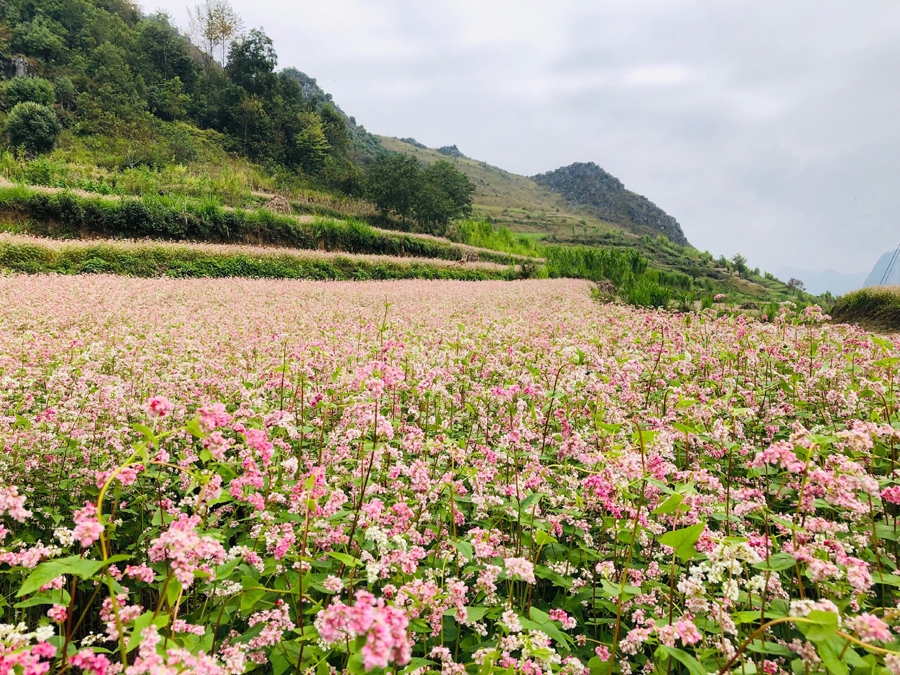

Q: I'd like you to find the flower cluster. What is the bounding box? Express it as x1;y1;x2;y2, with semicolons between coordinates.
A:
315;590;412;670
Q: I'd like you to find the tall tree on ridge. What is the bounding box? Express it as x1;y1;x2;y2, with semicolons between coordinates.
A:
188;0;243;70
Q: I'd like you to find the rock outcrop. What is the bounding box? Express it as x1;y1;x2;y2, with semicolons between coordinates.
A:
533;162;690;246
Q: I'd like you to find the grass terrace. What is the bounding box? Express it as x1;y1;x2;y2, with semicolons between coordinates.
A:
0;234;520;281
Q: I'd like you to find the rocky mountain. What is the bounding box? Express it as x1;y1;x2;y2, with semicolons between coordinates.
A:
533;162;690;246
864;248;900;287
437;145;467;159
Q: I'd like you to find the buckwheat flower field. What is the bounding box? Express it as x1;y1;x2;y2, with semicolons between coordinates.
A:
2;275;900;675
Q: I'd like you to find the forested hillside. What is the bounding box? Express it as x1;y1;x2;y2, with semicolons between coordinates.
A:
0;0;371;191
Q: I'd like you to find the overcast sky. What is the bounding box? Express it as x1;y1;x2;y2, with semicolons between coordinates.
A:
147;0;900;277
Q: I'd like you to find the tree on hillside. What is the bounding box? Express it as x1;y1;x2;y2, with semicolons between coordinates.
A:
318;103;350;156
366;154;476;234
731;253;749;277
413;160;475;233
226;29;278;99
189;0;243;69
3;77;55;107
366;153;424;224
4;102;61;154
293;111;330;176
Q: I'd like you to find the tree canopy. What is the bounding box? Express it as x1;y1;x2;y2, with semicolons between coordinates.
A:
367;155;475;234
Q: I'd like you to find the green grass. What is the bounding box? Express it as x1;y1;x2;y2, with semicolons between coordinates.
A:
450;220;543;257
0;235;519;281
0;185;527;265
830;286;900;331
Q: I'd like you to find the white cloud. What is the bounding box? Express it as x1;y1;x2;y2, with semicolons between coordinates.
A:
622;64;692;87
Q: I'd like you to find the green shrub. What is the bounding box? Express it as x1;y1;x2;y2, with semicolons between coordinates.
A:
4;77;55;107
4;102;61;154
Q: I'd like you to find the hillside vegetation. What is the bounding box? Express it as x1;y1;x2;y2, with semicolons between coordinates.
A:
0;233;517;280
0;0;827;310
830;286;900;332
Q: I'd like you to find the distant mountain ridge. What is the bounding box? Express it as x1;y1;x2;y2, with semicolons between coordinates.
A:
864;249;900;287
776;266;866;296
533;162;690;246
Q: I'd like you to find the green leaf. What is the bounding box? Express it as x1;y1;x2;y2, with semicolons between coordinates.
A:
801;610;839;643
817;638;848;675
753;553;796;572
598;579;642;599
327;551;360;568
658;523;705;561
520;618;569;648
132;423;157;447
452;540;474;561
347;652;365;675
588;656;606;675
127;611;168;653
185;418;207;440
15;589;71;608
165;577;182;607
534;530;557;546
401;659;435;675
215;557;240;580
529;607;550;624
652;494;684;515
19;556;108;597
872;572;900;587
659;645;708;675
746;640;793;657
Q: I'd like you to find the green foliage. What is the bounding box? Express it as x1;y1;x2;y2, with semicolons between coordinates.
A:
366;153;422;223
11;14;66;61
731;253;748;276
545;246;692;308
3;102;61;154
0;0;365;181
53;76;76;109
545;245;648;287
0;185;524;265
413;160;475;231
0;238;512;281
3;77;55;107
293;112;330;176
452;220;541;257
830;286;900;331
226;29;278;98
366;154;475;235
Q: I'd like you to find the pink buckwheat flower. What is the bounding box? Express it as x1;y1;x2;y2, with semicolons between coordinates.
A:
315;590;412;671
47;605;67;623
69;649;112;675
124;564;155;584
846;614;892;643
504;557;536;584
143;395;174;419
0;486;31;522
147;513;226;587
72;503;103;548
